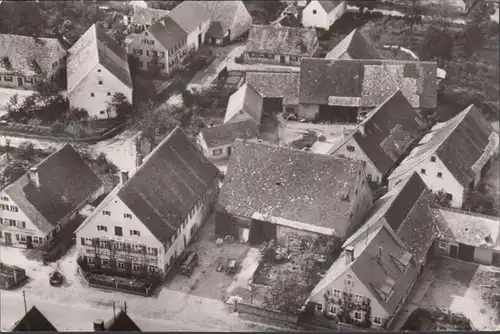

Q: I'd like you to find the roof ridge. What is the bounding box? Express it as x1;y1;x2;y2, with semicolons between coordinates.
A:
433;204;500;221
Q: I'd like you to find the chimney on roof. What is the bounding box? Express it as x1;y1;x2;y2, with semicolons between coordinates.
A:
345;246;355;264
120;170;129;185
135;137;143;170
29;167;40;187
93;319;105;332
377;246;383;262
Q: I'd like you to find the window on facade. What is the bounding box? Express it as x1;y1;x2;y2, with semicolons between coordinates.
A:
9;220;15;226
345;278;353;286
98;80;103;85
330;306;337;314
130;229;140;236
333;289;340;297
313;9;317;14
1;196;8;201
52;61;58;69
103;210;111;216
24;78;33;83
431;156;436;162
373;317;382;325
213;148;223;156
354;311;362;320
98;69;101;72
420;168;426;174
132;263;140;270
91;93;95;97
20;235;26;241
316;304;322;310
114;226;123;236
100;110;105;115
88;257;94;264
97;225;107;232
439;241;447;249
158;63;165;69
102;259;109;266
346;145;355;152
117;261;125;268
19;221;26;228
437;172;443;178
355;294;363;302
290;56;300;61
4;76;13;82
134;49;143;56
159;51;165;57
10;205;18;212
445;193;453;201
107;92;111;96
124;213;132;219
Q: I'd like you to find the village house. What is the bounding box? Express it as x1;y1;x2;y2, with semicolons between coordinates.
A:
67;24;133;119
11;306;58;332
0;144;104;249
169;1;211;51
306;172;438;329
126;16;189;75
433;206;500;267
244;24;319;66
216;140;373;244
198;1;253;45
75;127;219;279
325;28;383;60
388;105;499;209
301;0;347;31
245;71;300;115
298;58;437;122
93;304;141;332
224;82;264;125
328;90;424;184
197;120;259;160
124;6;170;32
0;34;66;90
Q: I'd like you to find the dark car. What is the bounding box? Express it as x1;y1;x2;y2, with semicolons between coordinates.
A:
49;270;63;287
180;251;198;277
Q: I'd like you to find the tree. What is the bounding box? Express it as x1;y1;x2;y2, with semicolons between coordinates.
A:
2;161;27;184
460;21;487;58
419;25;454;64
133;100;181;147
406;0;424;50
34;79;60;99
264;270;309;315
15;142;36;162
108;93;133;122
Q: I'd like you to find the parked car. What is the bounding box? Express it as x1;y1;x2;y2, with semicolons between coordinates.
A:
180;251;198;277
49;270;63;287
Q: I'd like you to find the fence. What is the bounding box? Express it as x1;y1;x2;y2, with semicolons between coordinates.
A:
0;263;27;289
234;301;299;324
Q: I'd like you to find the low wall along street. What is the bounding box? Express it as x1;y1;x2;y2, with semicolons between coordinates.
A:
235;301;299;324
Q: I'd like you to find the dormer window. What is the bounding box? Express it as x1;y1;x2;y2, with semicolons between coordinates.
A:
390;251;412;272
29;60;41;73
371;277;395;302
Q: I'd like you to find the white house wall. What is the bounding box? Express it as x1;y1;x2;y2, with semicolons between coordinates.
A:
126;31;170;74
68;64;133;119
298;103;320;120
186;20;210;50
302;0;329;30
348;172;373;235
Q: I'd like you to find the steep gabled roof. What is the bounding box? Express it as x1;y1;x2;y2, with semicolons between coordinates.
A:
325;29;382;60
245;71;300;105
246;24;318;56
115;127;219;245
317;1;344;14
0;34;65;76
330;90;422;177
199;120;259;148
67;24;132;94
169;1;210;34
105;310;141;332
224;83;264;124
218;140;366;237
131;6;170;26
299;58;437;109
390;105;498;187
147;17;187;50
5;144;103;235
198;1;250;37
11;306;58;332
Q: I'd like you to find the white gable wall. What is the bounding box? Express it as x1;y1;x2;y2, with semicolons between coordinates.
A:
68;64;132;119
186;20;211;50
126;31;170;74
302;1;329;30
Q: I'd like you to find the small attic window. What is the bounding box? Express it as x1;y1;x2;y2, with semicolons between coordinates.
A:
313;9;317;14
98;69;101;72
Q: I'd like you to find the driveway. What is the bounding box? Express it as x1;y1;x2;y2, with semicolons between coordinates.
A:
392;257;500;331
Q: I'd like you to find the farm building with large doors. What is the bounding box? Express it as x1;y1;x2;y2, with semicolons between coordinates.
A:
433;207;500;267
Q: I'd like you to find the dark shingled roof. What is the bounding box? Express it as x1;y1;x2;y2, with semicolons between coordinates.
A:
199;120;259;148
198;1;250;37
331;90;422;177
5;144;104;235
299;58;437;109
105;310;141;332
117;127;219;245
11;306;58;332
318;0;344;13
131;6;170;26
218;140;366;237
169;1;210;34
245;71;300;105
246;24;318;56
390;105;498;187
344;172;439;264
148;17;187;50
325;29;382;60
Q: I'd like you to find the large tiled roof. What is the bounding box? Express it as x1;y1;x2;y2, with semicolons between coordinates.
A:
390;105;498;187
169;1;210;34
218;140;365;236
11;306;57;332
318;0;344;13
325;29;382;60
224;83;264;124
310;224;419;316
299;58;437;108
0;34;65;76
344;172;439;264
199;120;259;148
67;24;132;94
245;71;300;105
246;24;318;56
148;17;187;50
131;6;170;26
116;127;219;245
198;1;248;37
5;144;103;235
433;207;499;249
330;90;422;177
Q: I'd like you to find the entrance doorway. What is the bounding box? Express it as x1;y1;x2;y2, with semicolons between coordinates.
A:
26;236;33;249
280;55;286;64
17;77;23;87
4;232;12;246
227;146;232;156
449;245;458;258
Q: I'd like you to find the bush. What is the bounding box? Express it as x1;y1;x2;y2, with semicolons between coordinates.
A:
234;54;244;64
15;142;36;161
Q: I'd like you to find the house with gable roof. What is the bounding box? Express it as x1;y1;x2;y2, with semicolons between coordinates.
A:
244;24;319;66
67;24;133;119
305;172;438;329
93;304;141;332
198;1;253;45
126;16;190;75
0;34;66;90
0;144;104;249
169;1;211;51
388;105;499;209
298;58;437;122
11;305;58;332
224;82;264;125
301;1;347;31
75;127;219;279
216;140;373;244
325;29;382;60
328;90;424;184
